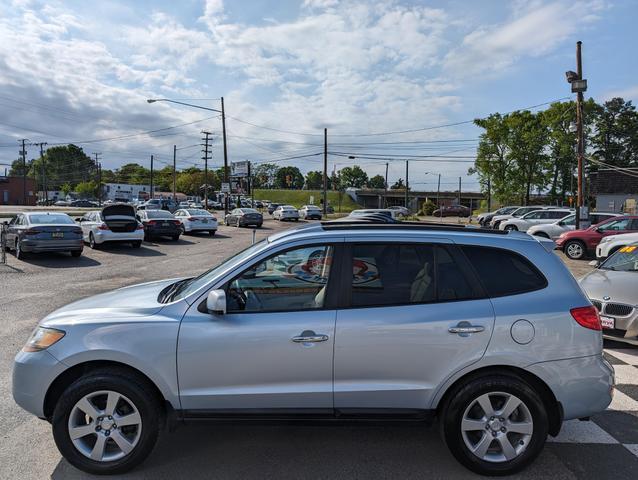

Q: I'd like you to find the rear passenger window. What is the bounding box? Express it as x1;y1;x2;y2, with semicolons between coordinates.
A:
461;246;547;297
350;244;480;307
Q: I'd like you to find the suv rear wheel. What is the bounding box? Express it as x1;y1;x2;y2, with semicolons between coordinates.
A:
440;375;548;476
52;370;161;475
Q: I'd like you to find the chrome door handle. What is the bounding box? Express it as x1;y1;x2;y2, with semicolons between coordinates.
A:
291;330;329;343
449;322;485;335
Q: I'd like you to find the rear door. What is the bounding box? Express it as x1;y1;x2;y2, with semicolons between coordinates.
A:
333;238;495;412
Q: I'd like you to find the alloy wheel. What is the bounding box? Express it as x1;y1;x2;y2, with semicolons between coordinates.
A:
566;242;584;259
67;390;142;463
461;391;533;463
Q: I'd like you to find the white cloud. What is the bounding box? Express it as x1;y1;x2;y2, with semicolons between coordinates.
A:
602;85;638;102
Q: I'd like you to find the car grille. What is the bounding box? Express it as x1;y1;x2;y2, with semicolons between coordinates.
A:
604;303;634;317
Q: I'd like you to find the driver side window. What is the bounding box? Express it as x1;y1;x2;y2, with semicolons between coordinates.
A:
227;245;334;313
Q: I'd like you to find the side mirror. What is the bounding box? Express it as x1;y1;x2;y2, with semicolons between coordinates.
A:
75;217;82;222
206;289;226;315
588;260;600;268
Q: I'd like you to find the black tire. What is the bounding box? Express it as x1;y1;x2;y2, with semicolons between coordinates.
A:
15;239;26;260
89;233;98;249
236;219;241;228
504;225;518;231
171;235;180;241
564;240;586;260
440;374;548;476
51;368;162;475
208;230;216;236
131;241;142;248
71;250;82;257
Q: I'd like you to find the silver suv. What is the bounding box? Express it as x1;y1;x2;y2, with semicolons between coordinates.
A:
13;222;614;476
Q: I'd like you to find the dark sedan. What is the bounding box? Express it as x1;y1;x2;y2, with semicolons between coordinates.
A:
433;205;471;218
267;203;281;215
137;209;181;241
225;208;263;227
3;212;83;259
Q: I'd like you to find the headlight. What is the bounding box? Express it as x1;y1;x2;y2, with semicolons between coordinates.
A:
22;327;65;352
599;236;611;244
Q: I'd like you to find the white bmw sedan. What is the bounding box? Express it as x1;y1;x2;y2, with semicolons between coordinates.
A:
173;209;218;235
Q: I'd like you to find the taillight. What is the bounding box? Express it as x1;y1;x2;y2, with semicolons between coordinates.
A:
172;220;180;225
148;220;157;225
187;217;195;221
570;306;602;331
98;223;110;230
24;229;41;235
72;227;83;234
136;223;144;230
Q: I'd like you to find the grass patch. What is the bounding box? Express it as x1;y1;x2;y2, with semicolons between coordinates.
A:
253;189;360;213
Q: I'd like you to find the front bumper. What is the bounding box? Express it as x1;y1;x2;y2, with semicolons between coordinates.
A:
526;354;614;421
20;239;83;252
13;350;67;418
184;221;218;232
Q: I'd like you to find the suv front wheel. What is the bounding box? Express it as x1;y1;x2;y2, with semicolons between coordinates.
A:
440;375;548;476
52;369;161;475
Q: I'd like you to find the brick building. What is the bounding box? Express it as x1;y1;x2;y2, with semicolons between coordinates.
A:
0;176;36;205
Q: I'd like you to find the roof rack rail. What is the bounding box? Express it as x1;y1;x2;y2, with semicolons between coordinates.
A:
320;220;509;235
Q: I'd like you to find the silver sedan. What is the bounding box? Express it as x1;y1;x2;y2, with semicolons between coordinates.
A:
579;242;638;345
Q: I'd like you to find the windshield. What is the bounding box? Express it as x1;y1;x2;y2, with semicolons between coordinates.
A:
169;239;268;302
187;209;211;216
600;245;638;272
241;208;259;213
28;214;75;224
597;218;632;231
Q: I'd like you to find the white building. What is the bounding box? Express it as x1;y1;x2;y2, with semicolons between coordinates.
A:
103;183;151;202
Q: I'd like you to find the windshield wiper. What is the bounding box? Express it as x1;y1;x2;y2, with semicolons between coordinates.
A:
159;278;192;303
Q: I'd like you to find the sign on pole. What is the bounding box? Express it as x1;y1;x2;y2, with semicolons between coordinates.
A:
221;183;230;193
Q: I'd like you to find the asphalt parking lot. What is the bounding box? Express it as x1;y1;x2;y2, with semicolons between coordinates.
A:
1;218;637;479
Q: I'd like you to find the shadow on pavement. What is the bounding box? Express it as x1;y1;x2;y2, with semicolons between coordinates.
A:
97;245;165;257
16;252;101;268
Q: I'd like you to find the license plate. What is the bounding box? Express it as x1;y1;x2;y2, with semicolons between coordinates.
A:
600;316;615;329
201;219;208;223
51;232;64;238
162;222;169;227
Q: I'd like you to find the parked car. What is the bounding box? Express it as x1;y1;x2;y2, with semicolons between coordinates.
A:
499;209;572;232
350;209;399;220
53;200;70;206
273;205;300;221
433;205;471;218
3;212;83;259
208;201;223;210
225;208;263;227
489;206;548;229
78;204;144;249
70;200;98;208
596;231;638;260
140;199;178;212
254;200;264;209
477;206;519;227
267;203;281;215
174;209;218;235
136;209;181;241
13;222;613;476
388;206;410;217
580;242;638;345
556;215;638;260
528;212;620;240
299;205;323;220
178;201;191;209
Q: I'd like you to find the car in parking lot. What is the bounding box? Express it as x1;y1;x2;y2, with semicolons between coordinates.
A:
299;205;322;220
3;212;84;259
140;199;178;212
499;209;572;232
528;212;620;240
388;206;410;217
433;204;471;218
173;209;218;235
13;221;614;476
489;206;547;229
350;208;399;220
70;199;98;208
596;231;638;260
78;204;144;249
267;202;281;215
477;206;519;227
580;242;638;345
273;205;300;221
136;209;181;241
224;208;263;227
556;215;638;260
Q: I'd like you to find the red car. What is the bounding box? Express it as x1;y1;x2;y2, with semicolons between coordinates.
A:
555;215;638;259
433;205;471;218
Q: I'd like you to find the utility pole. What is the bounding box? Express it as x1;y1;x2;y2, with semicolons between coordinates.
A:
173;145;177;202
19;139;27;205
201;131;212;210
575;41;585;229
32;142;48;205
405;160;409;210
221;97;229;215
93;153;102;206
458;176;462;205
150;155;154;200
384;162;389;208
323;128;328;215
487;176;492;212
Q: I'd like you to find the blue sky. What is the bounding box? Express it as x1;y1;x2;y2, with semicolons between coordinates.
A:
0;0;636;190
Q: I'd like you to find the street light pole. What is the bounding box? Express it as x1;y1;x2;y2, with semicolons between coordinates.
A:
323;128;328;215
405;160;409;210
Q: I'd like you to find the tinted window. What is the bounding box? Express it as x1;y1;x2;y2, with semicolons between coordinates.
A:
548;211;569;219
599;218;632;231
145;210;174;219
462;246;547;297
28;214;75;224
350;244;478;308
227;245;334;313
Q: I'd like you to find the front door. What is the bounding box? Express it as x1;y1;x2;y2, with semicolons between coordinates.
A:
333;241;495;412
177;243;340;412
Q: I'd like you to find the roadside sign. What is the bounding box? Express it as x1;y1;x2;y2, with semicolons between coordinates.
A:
221;183;230;193
231;161;250;177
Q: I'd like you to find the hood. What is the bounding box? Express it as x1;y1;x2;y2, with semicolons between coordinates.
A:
102;204;136;218
579;269;638;305
41;278;182;327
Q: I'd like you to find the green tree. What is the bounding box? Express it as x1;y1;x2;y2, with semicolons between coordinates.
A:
305;171;323;189
367;174;385;189
60;183;72;198
390;178;405;189
252;163;279;188
339;165;368;188
115;163;150;184
590;97;638;168
275;166;304;189
28;145;96;190
9;158;29;177
76;180;98;199
176;170;206;196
